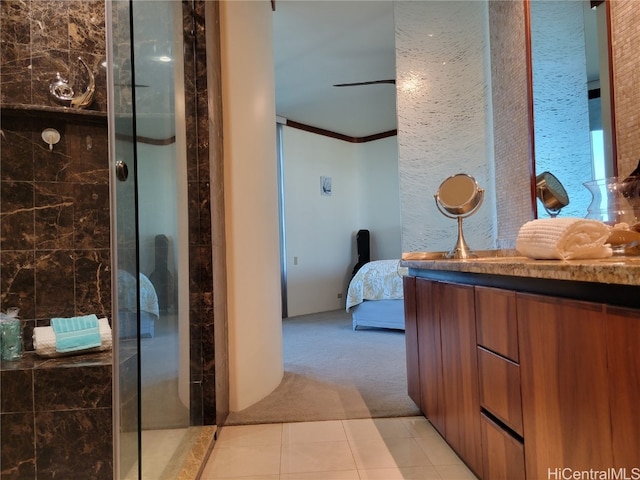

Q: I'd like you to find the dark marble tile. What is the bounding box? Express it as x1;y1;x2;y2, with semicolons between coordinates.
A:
30;0;70;52
34;182;75;250
202;314;215;377
34;364;111;411
35;408;113;480
0;117;36;181
197;119;211;182
38;350;111;368
0;250;36;321
202;373;216;426
198;182;213;246
187;182;202;245
0;411;36;479
0;41;32;105
0;1;32;45
73;184;110;249
64;122;108;183
189;319;203;382
74;249;111;318
0;352;49;371
34;250;75;320
0;180;35;251
22;319;36;352
190;380;203;426
194;246;213;291
68;0;106;55
0;369;33;413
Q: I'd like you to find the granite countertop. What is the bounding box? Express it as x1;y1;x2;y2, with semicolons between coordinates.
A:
401;251;640;287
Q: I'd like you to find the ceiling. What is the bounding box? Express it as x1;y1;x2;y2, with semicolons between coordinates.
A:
271;1;397;138
271;1;603;139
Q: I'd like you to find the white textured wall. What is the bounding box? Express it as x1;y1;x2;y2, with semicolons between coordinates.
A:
282;128;401;317
395;1;496;253
220;0;284;412
530;0;592;218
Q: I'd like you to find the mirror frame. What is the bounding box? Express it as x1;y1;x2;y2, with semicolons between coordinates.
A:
525;0;618;218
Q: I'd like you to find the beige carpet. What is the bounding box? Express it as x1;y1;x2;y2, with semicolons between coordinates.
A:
224;309;421;425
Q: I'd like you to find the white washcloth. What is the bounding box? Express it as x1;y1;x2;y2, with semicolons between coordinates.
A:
516;218;612;260
33;317;112;358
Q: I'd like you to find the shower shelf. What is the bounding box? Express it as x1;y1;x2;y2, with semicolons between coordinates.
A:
1;103;107;124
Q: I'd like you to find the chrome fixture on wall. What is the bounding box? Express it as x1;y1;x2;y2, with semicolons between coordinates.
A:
49;57;96;109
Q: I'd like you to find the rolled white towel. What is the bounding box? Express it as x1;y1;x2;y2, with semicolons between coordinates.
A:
516;218;612;260
33;317;112;358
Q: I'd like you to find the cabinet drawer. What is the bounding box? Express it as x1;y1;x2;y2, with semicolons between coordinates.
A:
475;286;519;362
478;347;523;436
481;413;525;480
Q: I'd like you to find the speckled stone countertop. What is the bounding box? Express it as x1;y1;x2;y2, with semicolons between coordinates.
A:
401;250;640;287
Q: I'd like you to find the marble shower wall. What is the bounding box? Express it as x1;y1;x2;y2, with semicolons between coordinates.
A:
0;0;110;348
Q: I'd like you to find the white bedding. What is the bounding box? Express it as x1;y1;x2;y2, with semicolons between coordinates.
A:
117;270;160;318
346;259;406;311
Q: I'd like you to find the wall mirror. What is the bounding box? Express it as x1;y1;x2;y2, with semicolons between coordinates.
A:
528;0;616;219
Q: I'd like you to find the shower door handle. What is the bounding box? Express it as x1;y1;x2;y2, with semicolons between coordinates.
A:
115;160;129;181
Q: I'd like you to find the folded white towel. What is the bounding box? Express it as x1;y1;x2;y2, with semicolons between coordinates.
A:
516;218;612;260
33;317;112;358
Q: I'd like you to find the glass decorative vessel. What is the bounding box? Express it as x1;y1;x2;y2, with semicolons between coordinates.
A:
583;177;640;226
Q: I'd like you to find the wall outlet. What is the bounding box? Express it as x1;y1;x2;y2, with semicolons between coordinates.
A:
337;293;342;299
293;256;298;265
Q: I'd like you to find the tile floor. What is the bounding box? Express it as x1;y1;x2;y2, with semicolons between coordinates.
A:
200;416;478;479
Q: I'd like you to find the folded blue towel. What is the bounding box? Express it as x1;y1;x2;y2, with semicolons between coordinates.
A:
50;314;101;353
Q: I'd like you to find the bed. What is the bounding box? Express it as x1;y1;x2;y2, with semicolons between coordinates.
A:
117;269;160;338
346;259;407;331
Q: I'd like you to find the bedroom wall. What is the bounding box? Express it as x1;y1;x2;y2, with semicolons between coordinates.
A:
282;126;400;317
357;138;402;261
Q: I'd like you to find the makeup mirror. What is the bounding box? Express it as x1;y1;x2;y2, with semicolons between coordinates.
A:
536;171;570;217
435;173;484;259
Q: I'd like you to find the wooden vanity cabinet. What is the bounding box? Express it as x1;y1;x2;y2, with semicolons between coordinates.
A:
405;274;640;480
408;278;481;476
415;278;445;436
475;287;525;480
480;413;525;480
517;294;614;479
403;276;420;407
437;281;482;476
475;286;518;362
605;305;640;470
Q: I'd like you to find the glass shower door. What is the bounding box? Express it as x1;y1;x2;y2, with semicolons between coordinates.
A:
108;0;191;478
108;0;141;478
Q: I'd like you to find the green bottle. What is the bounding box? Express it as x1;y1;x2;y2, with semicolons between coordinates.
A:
1;307;22;361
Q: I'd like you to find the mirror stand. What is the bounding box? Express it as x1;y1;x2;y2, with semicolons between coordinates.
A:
435;201;484;259
451;215;474;259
